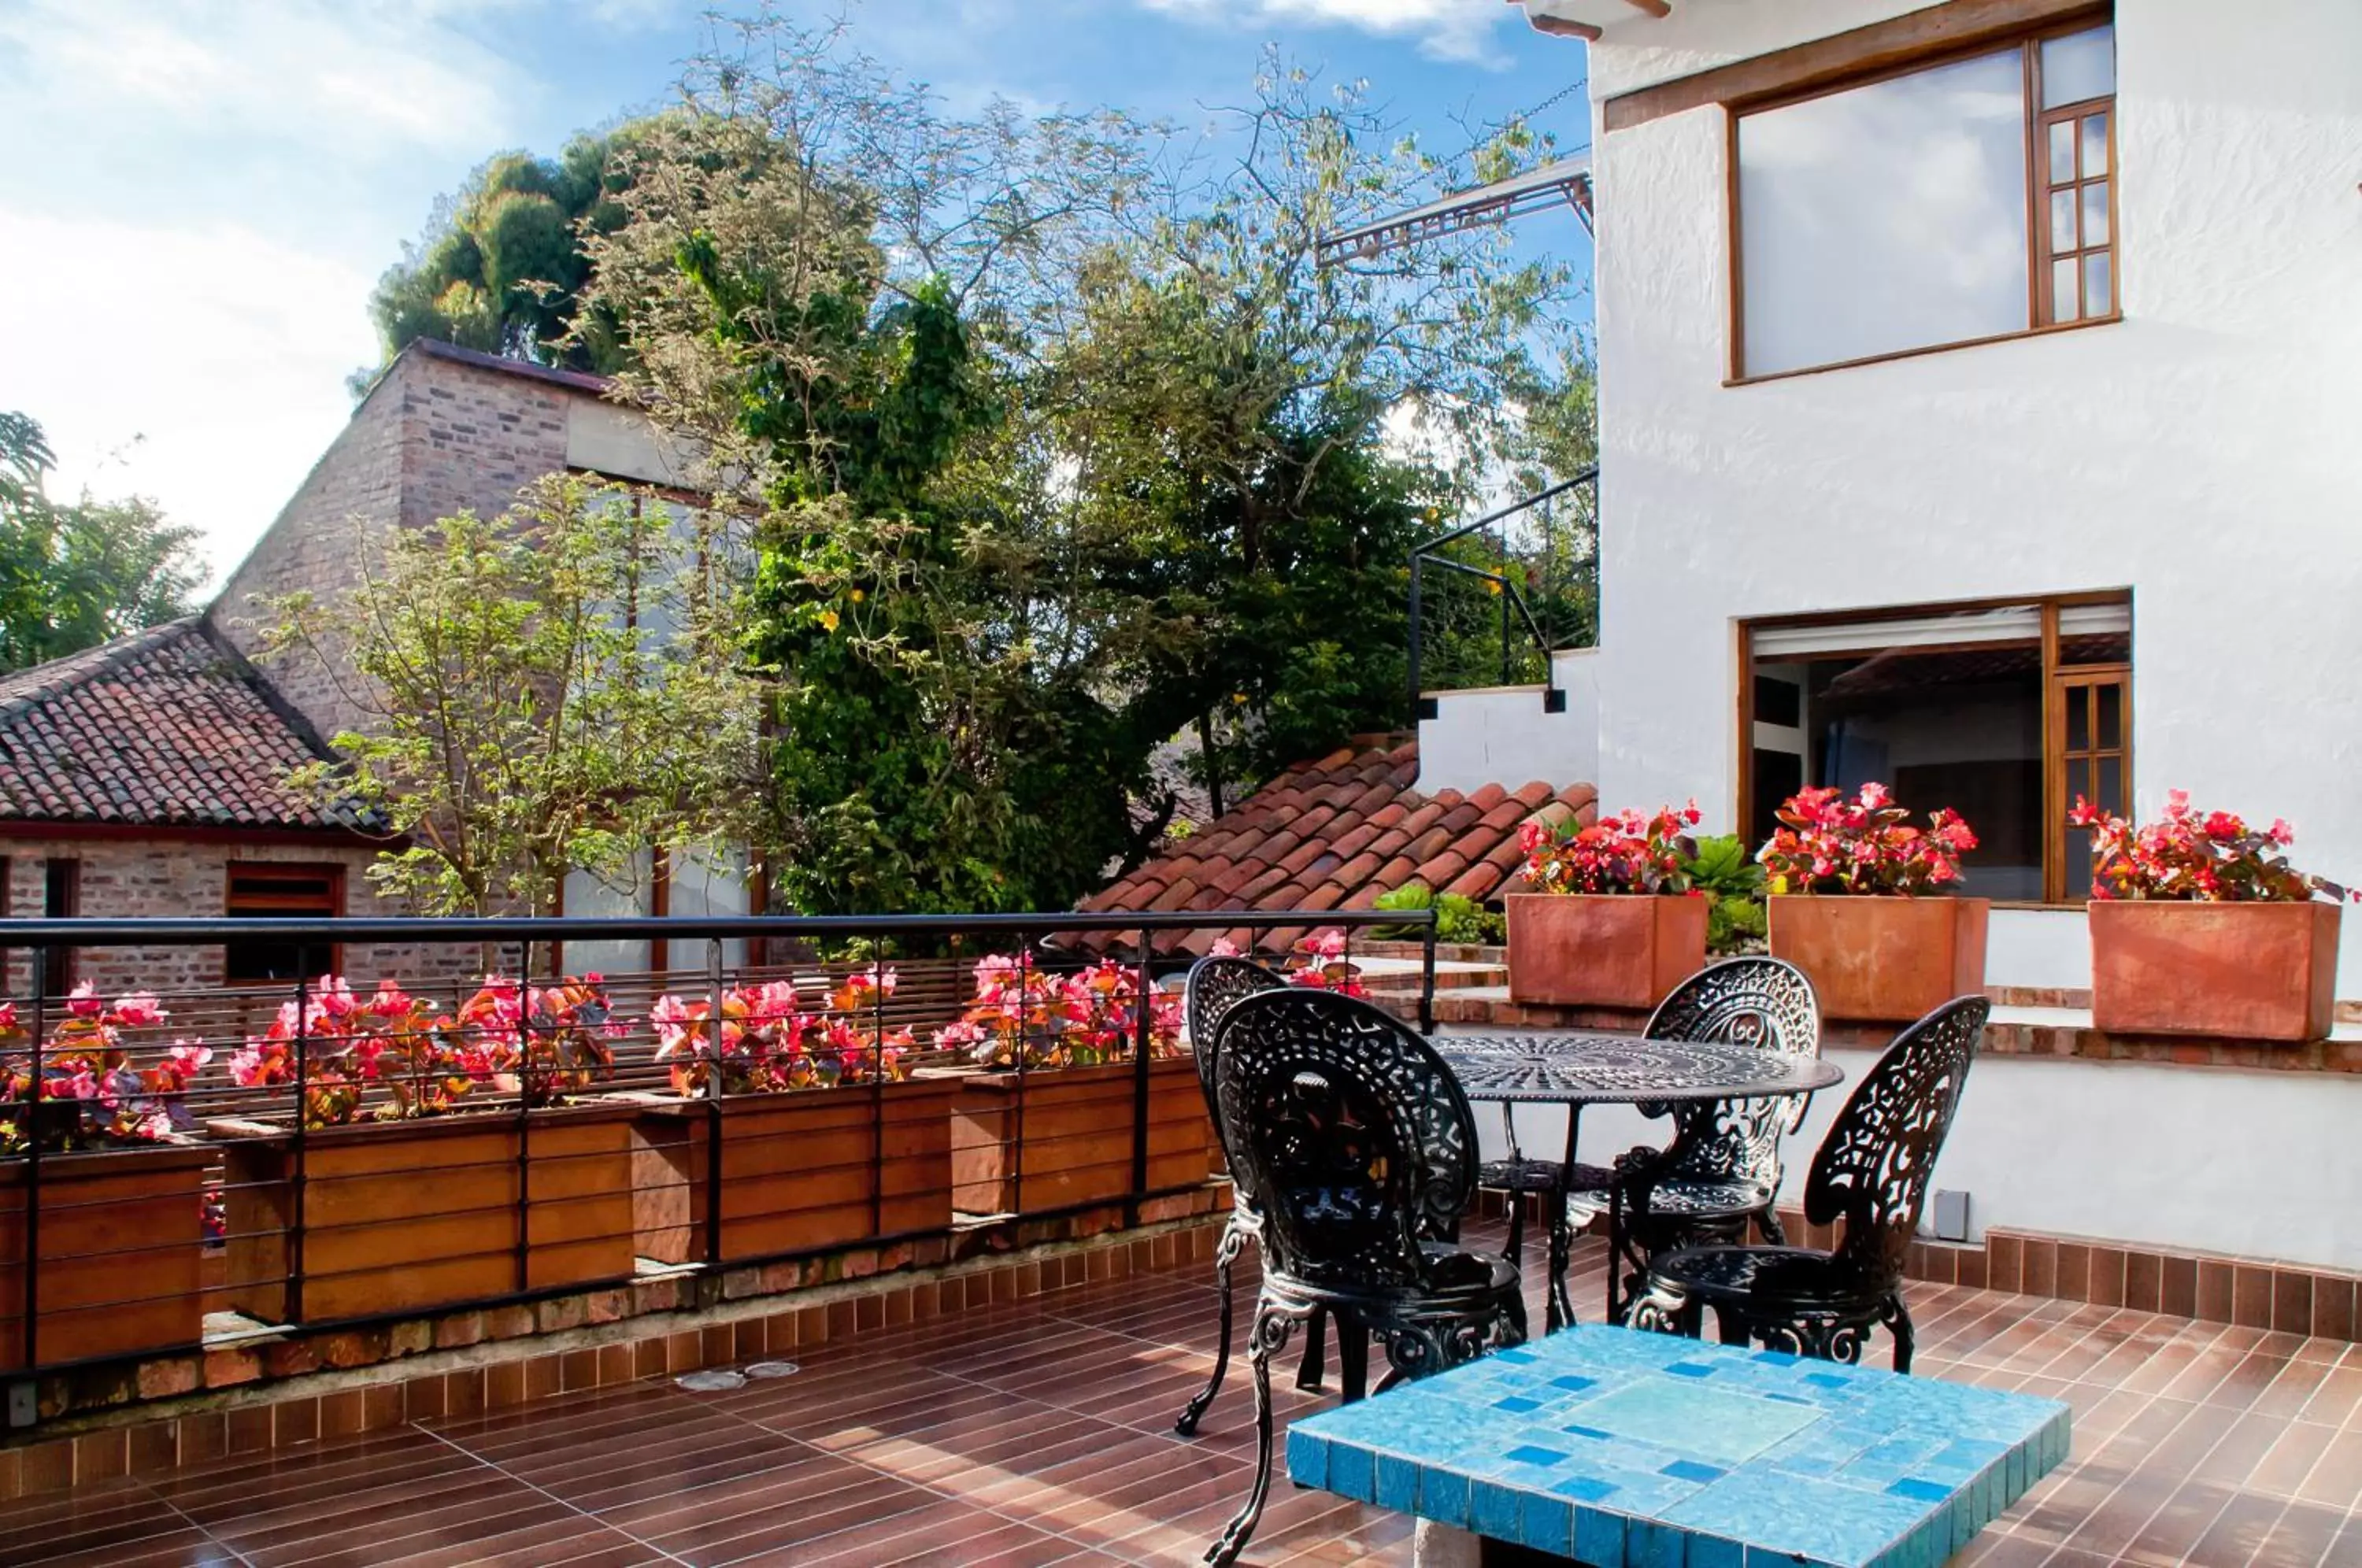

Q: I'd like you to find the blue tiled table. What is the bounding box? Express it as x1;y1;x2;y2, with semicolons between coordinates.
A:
1285;1326;2069;1568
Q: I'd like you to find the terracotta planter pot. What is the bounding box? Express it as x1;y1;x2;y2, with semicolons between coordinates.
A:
0;1142;210;1368
2090;899;2340;1041
213;1101;639;1325
1768;895;1990;1024
628;1078;959;1265
950;1058;1209;1216
1505;893;1710;1009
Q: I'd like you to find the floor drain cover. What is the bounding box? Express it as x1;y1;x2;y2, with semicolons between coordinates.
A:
745;1360;801;1379
675;1370;748;1392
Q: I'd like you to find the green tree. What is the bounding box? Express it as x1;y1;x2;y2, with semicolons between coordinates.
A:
360;123;656;386
257;473;767;924
0;412;206;675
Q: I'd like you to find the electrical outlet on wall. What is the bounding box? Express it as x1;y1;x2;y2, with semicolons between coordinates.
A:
1932;1189;1970;1243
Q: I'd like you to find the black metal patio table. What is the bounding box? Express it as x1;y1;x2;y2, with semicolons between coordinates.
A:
1432;1032;1845;1331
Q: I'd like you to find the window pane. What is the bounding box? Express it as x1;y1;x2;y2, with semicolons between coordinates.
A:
2051;257;2079;323
2081;113;2109;179
2097;682;2123;748
665;845;751;971
2084;250;2113;317
2080;181;2110;247
2065;827;2094;900
2067;692;2090;752
2068;757;2090;804
561;854;653;978
2097;756;2123;812
1738;48;2030;376
2042;25;2116;109
2050;190;2078;254
2049;120;2077;183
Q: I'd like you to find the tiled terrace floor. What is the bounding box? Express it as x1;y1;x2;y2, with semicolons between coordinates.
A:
6;1227;2361;1568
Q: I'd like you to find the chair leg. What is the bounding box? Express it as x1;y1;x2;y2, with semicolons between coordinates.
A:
1338;1311;1370;1403
1756;1206;1787;1246
1175;1223;1244;1437
1505;1189;1527;1266
1294;1304;1328;1392
1711;1304;1750;1348
1886;1293;1916;1374
1207;1301;1290;1567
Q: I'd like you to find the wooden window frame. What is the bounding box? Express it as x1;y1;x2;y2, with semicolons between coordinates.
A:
222;862;346;987
553;849;768;978
1737;589;2131;907
1724;13;2118;385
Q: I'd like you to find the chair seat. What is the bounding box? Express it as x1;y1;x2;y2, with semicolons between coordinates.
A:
1479;1156;1617;1194
1646;1244;1883;1312
1272;1243;1523;1313
1624;1177;1775;1219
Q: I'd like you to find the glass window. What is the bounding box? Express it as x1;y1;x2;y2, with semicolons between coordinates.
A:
2041;25;2115;109
1738;50;2031;376
665;845;753;971
561;851;654;978
1734;20;2120;377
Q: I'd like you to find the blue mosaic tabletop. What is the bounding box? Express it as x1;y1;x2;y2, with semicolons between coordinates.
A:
1285;1327;2069;1568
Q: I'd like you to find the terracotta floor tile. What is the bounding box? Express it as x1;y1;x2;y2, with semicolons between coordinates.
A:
14;1233;2361;1568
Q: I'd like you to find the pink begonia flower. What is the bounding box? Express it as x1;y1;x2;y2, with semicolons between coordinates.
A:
1208;937;1243;958
113;993;168;1027
66;981;102;1019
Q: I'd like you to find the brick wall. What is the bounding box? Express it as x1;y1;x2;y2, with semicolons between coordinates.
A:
0;837;472;1002
209;348;579;742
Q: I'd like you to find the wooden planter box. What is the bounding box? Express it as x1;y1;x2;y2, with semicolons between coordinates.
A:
0;1142;209;1369
629;1079;959;1265
2090;899;2341;1041
1505;893;1709;1009
1768;895;1990;1024
950;1058;1209;1216
213;1102;639;1326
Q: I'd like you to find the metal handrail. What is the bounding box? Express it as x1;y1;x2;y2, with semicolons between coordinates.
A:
1407;467;1596;726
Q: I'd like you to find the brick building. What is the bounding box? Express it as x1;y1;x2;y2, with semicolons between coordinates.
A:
0;340;724;1000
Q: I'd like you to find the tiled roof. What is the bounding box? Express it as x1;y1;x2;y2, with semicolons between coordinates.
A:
1078;733;1595;956
0;619;377;833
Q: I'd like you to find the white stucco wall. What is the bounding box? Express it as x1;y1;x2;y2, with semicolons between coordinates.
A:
1466;1044;2362;1272
1584;0;2362;991
1417;649;1602;796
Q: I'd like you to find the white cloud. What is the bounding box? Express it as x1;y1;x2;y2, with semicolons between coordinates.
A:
0;209;380;587
0;0;535;158
1138;0;1509;64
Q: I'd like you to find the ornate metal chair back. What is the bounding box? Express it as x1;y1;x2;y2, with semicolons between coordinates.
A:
1185;956;1288;1115
1213;988;1479;1289
1643;957;1822;1189
1804;995;1989;1291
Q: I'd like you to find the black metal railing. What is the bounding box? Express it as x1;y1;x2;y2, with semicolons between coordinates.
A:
0;907;1435;1411
1407;467;1597;724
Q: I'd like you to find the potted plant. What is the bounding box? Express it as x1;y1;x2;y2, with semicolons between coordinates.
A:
1505;802;1710;1010
0;987;213;1367
2073;792;2349;1041
935;954;1201;1216
212;974;639;1324
1759;784;1986;1023
631;967;958;1263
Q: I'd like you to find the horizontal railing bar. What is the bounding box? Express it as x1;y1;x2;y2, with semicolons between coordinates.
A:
0;907;1428;949
1411;467;1595;558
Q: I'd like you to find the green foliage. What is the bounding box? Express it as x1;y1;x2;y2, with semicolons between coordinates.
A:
361;123;655;384
1684;834;1769;956
1372;882;1506;945
258;473;766;920
555;16;1590;915
0;412;205;675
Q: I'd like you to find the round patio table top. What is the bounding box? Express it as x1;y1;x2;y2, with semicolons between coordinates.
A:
1433;1031;1844;1104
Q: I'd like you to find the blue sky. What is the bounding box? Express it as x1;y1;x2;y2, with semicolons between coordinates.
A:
0;0;1593;581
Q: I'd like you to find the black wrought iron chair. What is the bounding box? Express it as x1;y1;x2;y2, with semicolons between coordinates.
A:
1205;986;1526;1567
1626;996;1988;1372
1172;955;1287;1437
1599;957;1822;1320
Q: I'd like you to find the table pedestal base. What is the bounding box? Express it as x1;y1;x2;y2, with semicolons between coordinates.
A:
1412;1521;1583;1567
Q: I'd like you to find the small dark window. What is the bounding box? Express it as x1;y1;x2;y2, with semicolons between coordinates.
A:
41;859;78;997
224;864;342;986
1753;675;1802;729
